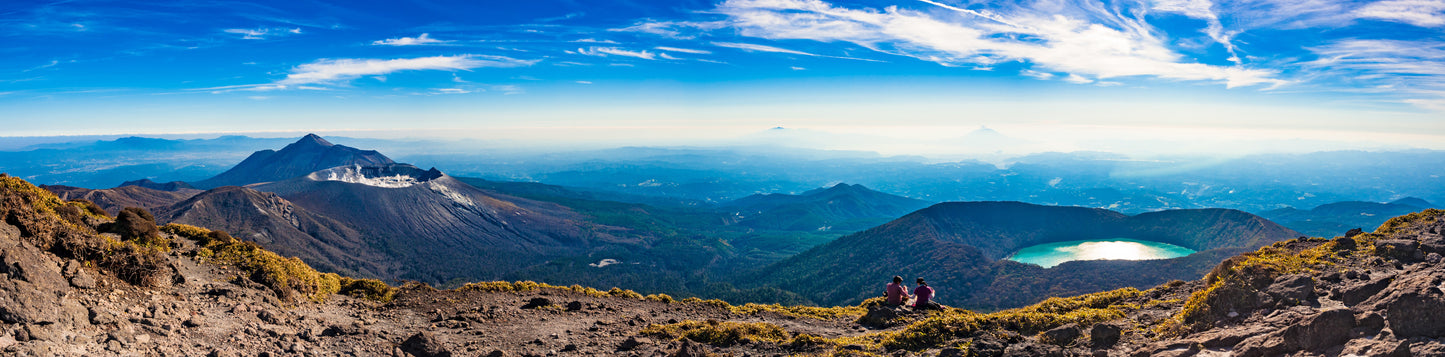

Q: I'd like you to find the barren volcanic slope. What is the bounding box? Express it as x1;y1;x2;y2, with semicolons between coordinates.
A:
155;185;393;280
192;133;393;188
6;173;1445;356
746;201;1301;309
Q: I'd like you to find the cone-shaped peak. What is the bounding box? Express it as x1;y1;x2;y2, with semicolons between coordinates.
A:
294;133;334;147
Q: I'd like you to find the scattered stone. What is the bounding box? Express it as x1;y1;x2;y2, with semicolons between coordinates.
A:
64;260;96;289
565;301;584;311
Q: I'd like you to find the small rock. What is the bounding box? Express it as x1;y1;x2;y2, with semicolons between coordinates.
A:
565;301;584;311
618;336;653;351
521;297;553;309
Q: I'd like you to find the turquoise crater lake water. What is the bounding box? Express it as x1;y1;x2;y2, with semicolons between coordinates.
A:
1003;238;1196;268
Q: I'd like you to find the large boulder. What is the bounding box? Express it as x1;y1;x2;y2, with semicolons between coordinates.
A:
856;305;903;328
1038;323;1081;346
1265;274;1316;307
400;331;453;357
1089;323;1122;348
1233;308;1354;356
1339;275;1394;306
0;224;69;325
1361;271;1445;338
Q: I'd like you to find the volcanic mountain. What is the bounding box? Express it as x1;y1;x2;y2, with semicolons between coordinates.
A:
155;185;390;279
49;134;601;284
723;183;932;231
192;134;393;188
746;201;1300;309
248;163;591;283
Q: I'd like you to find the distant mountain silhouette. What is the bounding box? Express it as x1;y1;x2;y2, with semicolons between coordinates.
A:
1260;198;1435;238
193;134;393;188
44;184;199;216
724;183;932;231
1390;197;1433;207
745;201;1299;309
119;178;194;191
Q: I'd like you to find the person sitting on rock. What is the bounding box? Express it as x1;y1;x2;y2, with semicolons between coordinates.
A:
913;277;940;310
885;276;911;306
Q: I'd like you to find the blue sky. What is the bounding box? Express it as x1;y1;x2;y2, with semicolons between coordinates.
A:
2;0;1443;156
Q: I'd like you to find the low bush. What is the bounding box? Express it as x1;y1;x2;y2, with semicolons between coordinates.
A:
173;224;342;303
339;277;397;303
640;320;791;347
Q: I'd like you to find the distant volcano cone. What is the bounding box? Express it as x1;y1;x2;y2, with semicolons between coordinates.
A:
193;134;394;188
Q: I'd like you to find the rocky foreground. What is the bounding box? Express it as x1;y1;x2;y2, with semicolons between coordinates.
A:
3;173;1445;356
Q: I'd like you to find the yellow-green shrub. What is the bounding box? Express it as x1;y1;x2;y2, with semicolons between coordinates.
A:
193;230;341;302
339;277;397;303
640;320;791;346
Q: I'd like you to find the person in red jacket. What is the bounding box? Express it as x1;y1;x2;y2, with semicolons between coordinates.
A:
913;277;940;310
884;276;910;306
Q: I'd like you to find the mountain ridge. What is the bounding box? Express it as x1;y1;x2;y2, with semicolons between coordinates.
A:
747;201;1300;308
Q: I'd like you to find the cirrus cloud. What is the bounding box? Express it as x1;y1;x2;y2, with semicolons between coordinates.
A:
372;33;450;46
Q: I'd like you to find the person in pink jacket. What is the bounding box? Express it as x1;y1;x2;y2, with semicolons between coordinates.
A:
884;276;910;306
913;277;940;310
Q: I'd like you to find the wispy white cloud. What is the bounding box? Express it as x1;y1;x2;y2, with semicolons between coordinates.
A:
1355;0;1445;27
611;20;728;39
693;0;1283;88
1308;39;1445;110
654;46;712;54
575;38;619;44
1021;69;1054;80
1063;74;1094;84
223;27;301;40
712;42;815;56
279;55;535;86
1151;0;1241;64
200;55;537;93
373;33;450;46
432;88;472;94
576;80;593;84
576;46;658;60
